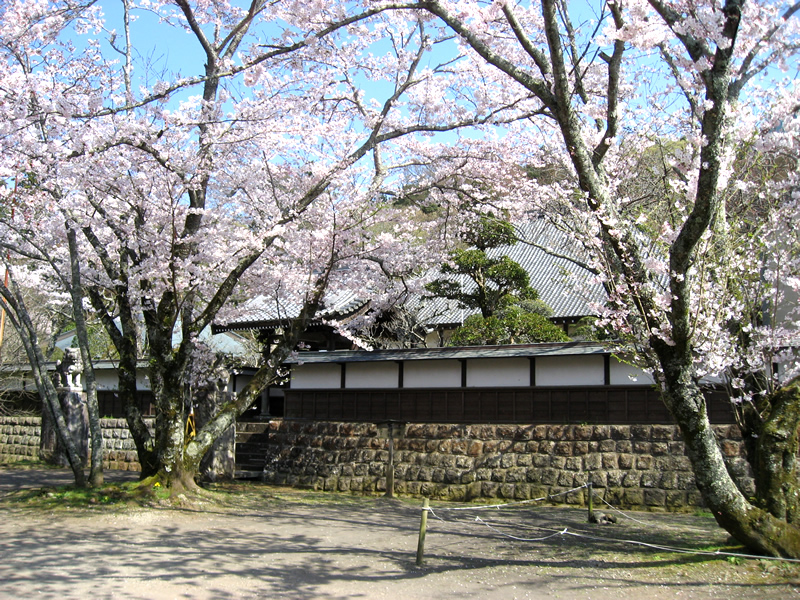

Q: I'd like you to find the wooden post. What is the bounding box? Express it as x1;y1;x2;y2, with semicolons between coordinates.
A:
587;480;593;521
416;498;429;566
385;431;395;498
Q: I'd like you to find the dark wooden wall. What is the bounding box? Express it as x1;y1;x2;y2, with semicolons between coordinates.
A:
284;386;735;424
97;391;155;418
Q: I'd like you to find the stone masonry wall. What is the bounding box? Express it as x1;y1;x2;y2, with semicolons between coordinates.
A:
0;416;41;462
261;420;753;510
0;416;147;471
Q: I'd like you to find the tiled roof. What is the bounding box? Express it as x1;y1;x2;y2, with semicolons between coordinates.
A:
214;288;365;331
285;341;613;364
215;218;605;331
415;218;604;324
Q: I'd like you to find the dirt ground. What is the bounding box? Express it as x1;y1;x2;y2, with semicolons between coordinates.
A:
1;467;799;600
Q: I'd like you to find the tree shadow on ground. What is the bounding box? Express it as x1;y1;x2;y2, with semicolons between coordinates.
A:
1;483;797;600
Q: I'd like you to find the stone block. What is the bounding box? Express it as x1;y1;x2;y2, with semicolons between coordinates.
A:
511;441;528;453
557;471;574;487
640;471;661;488
610;425;630;440
475;468;491;481
516;453;532;467
668;442;685;455
500;483;516;498
651;425;675;441
455;455;474;469
514;483;531;500
526;468;542;483
443;469;461;484
601;453;618;469
618;454;634;469
500;453;516;468
467;441;484;456
482;481;500;497
644;489;666;507
584;453;601;470
665;490;686;507
505;467;527;483
532;425;548;440
650;442;669;456
540;469;558;485
480;453;502;468
616;440;632;453
406;482;422;496
533;454;550;468
565;488;585;505
622;471;641;487
450;440;467;455
496;425;516;439
720;440;743;457
464;481;483;500
417;467;433;481
588;471;607;487
623;489;644;506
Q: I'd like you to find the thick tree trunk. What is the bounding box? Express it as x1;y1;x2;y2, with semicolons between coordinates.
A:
657;346;800;557
755;379;800;523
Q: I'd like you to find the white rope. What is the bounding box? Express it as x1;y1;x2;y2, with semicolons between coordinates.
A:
417;483;800;565
475;517;569;542
591;489;649;525
559;529;800;564
467;517;800;565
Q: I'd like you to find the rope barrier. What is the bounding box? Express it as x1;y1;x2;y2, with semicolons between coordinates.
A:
591;489;649;525
414;484;800;565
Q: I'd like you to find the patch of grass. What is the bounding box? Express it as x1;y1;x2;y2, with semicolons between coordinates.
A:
0;459;60;470
1;480;168;511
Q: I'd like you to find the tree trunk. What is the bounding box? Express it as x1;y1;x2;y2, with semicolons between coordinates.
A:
755;379;800;523
657;345;800;557
66;226;104;487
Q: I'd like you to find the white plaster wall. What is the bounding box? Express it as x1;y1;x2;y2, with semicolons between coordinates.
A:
404;360;462;388
291;363;342;389
467;358;529;387
94;369;151;391
346;362;399;389
536;355;604;386
609;358;655;385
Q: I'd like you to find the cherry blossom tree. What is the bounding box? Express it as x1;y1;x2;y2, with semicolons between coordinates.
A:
0;1;535;489
394;0;800;556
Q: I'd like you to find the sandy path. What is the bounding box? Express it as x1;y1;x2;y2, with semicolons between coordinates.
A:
0;469;798;599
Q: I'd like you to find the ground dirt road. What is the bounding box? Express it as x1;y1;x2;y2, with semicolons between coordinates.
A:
0;467;798;600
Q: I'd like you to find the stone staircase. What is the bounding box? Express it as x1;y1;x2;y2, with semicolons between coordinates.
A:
235;421;270;478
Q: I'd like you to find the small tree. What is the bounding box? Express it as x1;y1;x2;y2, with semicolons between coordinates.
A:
426;216;539;318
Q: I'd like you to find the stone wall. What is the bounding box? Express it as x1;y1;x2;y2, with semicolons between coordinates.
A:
100;418;145;471
261;420;753;510
0;416;146;471
0;416;41;462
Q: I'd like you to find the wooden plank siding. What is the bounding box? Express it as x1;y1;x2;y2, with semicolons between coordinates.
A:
284;386;735;424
